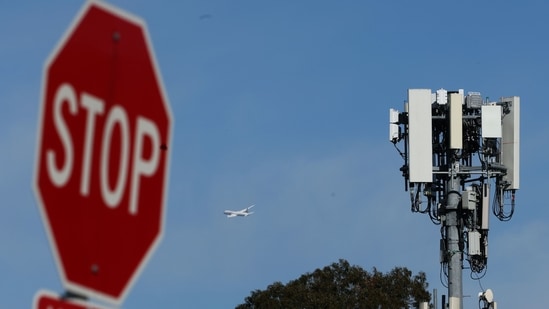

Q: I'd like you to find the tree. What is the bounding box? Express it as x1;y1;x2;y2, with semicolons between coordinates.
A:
236;259;430;309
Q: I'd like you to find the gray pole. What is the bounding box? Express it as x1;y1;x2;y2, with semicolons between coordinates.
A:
445;161;462;309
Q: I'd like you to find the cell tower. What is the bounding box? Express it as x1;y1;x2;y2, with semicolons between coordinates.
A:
389;89;520;309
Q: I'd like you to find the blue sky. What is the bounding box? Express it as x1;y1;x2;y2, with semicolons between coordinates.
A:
1;0;548;308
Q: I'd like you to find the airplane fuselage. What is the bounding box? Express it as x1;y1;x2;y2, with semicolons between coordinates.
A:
223;210;248;217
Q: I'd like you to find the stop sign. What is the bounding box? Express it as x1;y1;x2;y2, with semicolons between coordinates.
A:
34;0;172;305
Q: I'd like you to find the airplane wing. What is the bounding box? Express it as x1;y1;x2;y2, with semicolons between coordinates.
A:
243;205;255;216
234;205;255;213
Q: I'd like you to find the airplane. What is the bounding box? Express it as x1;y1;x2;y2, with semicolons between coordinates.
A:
224;205;255;218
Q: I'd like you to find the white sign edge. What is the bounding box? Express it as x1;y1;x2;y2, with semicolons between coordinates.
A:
32;289;112;309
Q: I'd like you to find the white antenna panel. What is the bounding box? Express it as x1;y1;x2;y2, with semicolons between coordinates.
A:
436;88;447;104
482;183;490;229
468;231;482;255
449;92;463;149
389;109;400;142
481;105;502;138
408;89;433;183
389;108;399;123
389;124;399;142
502;97;520;189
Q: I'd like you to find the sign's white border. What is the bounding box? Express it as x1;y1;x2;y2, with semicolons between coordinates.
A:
32;289;111;309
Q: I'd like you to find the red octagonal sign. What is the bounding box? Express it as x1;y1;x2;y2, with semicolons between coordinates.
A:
34;0;172;305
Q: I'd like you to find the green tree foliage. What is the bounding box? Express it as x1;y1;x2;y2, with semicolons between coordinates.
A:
236;259;430;309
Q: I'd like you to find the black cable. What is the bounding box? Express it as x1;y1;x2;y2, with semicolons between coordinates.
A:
393;142;405;160
475;274;490;309
440;262;448;289
492;186;515;221
475;273;486;293
428;200;441;225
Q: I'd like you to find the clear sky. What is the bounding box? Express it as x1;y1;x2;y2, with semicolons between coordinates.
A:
1;0;548;308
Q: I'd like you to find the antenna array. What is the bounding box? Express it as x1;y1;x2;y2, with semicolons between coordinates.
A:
389;88;520;309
